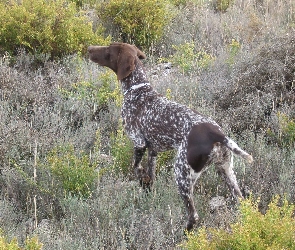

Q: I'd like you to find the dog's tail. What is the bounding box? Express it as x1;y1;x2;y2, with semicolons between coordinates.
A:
223;137;253;163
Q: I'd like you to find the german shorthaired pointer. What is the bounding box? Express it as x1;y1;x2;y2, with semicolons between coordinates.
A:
88;42;253;231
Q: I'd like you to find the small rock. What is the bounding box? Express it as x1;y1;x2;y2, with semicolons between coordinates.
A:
209;196;226;211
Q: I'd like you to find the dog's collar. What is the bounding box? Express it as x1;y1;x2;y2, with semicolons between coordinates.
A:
123;82;150;96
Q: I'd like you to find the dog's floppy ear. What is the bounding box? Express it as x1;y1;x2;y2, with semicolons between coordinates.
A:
134;45;146;59
117;49;136;80
116;44;146;80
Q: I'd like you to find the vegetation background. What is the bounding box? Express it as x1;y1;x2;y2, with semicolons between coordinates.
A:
0;0;294;249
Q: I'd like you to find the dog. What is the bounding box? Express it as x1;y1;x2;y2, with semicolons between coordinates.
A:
88;42;253;231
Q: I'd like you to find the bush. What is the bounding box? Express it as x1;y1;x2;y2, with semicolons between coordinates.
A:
1;1;295;248
267;112;295;148
276;113;295;147
202;33;295;134
53;172;184;249
97;0;173;49
46;144;97;198
226;39;241;65
0;230;42;250
110;119;134;175
58;69;122;113
170;42;215;74
0;0;110;57
184;196;295;249
211;0;234;12
157;150;175;171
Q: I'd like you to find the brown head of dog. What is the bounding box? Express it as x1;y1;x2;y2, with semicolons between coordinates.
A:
88;42;146;80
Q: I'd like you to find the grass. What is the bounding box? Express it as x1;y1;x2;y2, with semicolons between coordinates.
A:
0;0;295;249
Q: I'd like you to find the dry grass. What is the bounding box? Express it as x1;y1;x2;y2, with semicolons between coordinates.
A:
0;0;294;249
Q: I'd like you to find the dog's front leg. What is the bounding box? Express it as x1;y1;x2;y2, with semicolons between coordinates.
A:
133;146;150;188
133;146;146;170
147;149;157;189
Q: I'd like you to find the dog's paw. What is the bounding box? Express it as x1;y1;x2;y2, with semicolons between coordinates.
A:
135;166;152;190
135;165;146;177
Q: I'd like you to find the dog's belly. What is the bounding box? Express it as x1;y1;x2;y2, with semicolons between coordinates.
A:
142;123;186;152
145;133;180;152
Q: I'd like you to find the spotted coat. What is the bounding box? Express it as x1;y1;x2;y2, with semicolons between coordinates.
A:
88;43;253;231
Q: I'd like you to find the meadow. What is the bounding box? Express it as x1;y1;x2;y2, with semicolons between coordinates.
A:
0;0;294;249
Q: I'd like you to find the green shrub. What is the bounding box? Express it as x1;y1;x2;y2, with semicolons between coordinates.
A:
47;144;97;198
227;38;241;65
96;70;123;107
267;112;295;148
157;150;175;170
97;0;173;49
169;0;188;6
69;0;96;8
59;69;122;107
211;0;234;12
277;112;295;147
203;34;295;135
184;196;295;249
110;119;133;175
0;230;42;250
170;42;215;74
0;0;110;57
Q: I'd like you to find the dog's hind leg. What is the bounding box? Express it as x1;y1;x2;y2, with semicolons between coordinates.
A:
215;146;243;199
174;143;201;231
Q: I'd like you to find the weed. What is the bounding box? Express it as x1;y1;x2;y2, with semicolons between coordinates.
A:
0;1;295;249
46;144;97;198
276;112;295;147
170;42;214;74
0;0;110;57
211;0;234;12
226;38;241;65
0;230;42;250
97;0;173;49
184;196;295;249
110;119;134;175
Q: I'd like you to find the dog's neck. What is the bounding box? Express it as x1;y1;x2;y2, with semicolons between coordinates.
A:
120;58;150;96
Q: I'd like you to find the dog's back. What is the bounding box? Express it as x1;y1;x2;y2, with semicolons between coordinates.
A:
123;88;221;152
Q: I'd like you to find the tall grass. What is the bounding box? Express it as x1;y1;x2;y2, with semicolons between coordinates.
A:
0;0;294;249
